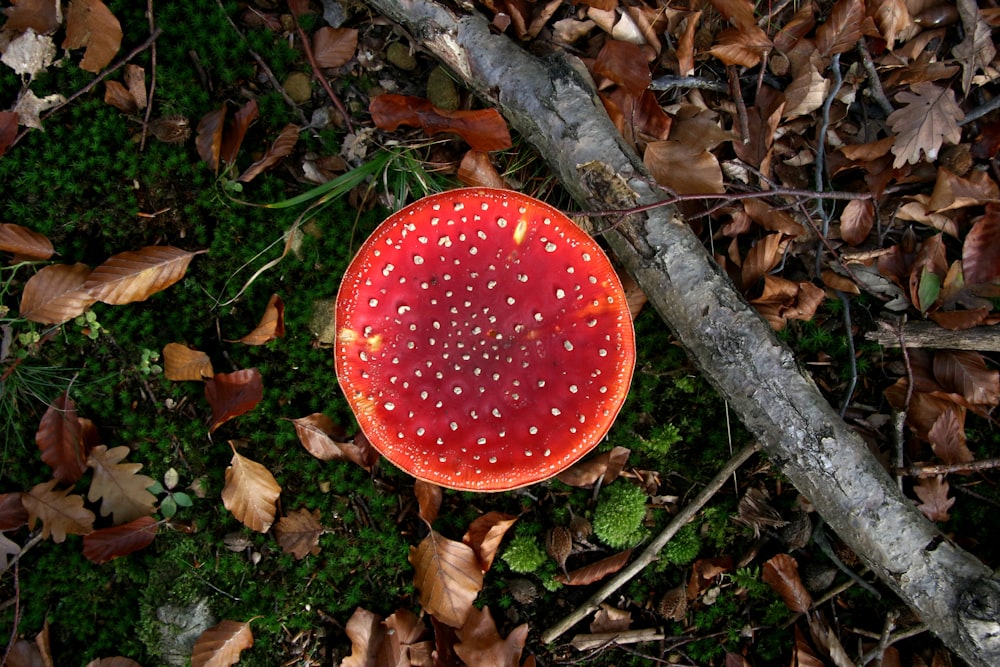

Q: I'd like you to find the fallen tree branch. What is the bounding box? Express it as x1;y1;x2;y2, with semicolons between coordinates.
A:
365;1;1000;664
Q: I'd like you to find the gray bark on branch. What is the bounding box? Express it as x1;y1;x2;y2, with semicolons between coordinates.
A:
365;1;1000;663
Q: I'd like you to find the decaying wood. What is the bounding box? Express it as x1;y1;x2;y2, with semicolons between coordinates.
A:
365;1;1000;664
867;319;1000;352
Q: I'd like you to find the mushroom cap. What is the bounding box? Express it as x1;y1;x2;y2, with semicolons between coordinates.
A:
335;188;635;491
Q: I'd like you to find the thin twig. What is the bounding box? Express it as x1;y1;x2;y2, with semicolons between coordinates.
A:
289;10;355;133
896;458;1000;478
541;441;762;645
10;28;163;149
139;0;158;152
857;40;894;117
960;94;1000;126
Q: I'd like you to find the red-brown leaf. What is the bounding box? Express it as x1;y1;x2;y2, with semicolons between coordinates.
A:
933;349;1000;406
228;294;285;345
19;263;97;325
454;606;527;667
927;408;974;465
313;27;358;68
410;530;484;628
190;620;255;667
462;511;518;572
0;222;54;259
82;516;158;564
84;246;202;305
962;203;1000;286
274;508;324;559
63;0;122;73
839;199;874;246
457;150;507;188
644;140;724;195
287;413;379;470
0;111;18;157
205;368;264;432
914;475;955;522
196;106;226;171
370;94;512;151
415;480;443;525
816;0;864;56
220;99;258;167
557;548;633;586
762;553;813;612
36;391;87;484
592;39;651;97
103;80;137;113
0;493;29;531
238;124;300;183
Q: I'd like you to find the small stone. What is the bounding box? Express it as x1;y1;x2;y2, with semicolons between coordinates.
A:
283;71;313;104
426;66;459;111
386;42;417;71
507;578;539;605
154;599;216;666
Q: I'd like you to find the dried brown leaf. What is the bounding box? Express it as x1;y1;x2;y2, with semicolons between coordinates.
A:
190;619;254;667
196;106;225;171
163;343;214;381
644;140;724;194
870;0;911;47
593;39;651;97
454;606;527;667
82;516;158;564
410;529;484;628
741;234;785;292
793;625;826;667
221;444;281;533
22;479;95;543
952;0;995;94
928;168;999;212
927;408;974;465
592;604;633;632
229;294;285;345
3;0;61;33
887;82;964;168
19;263;96;325
816;0;864;56
370;94;512;151
463;511;518;572
36;391;87;484
84;658;144;667
341;608;384;667
557;548;632;585
84;246;201;305
762;553;813;612
313;27;358;68
783;50;829;119
124;64;146;110
0;222;54;259
708;26;773;68
808;612;854;667
205;368;264;432
933;350;1000;407
0;493;29;531
457;150;506;188
87;445;157;524
103;80;136;114
238;124;299;183
840;199;874;246
220;100;258;167
415;479;443;525
555;446;630;487
915;475;954;522
63;0;122;73
0;111;18;157
274;508;323;559
962;203;1000;286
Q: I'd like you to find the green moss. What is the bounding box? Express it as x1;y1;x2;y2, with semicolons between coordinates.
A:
500;534;547;574
663;522;701;566
592;482;648;549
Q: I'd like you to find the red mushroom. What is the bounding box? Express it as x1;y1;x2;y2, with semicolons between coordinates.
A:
335;188;635;491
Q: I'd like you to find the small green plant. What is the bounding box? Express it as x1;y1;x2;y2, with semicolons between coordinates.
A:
136;348;163;376
593;482;649;549
643;423;683;456
148;468;194;519
500;533;547;574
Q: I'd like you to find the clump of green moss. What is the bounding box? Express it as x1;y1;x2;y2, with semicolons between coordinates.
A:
500;534;547;574
663;522;701;566
593;482;648;549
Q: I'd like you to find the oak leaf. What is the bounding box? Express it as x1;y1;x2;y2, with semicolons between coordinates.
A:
36;391;87;484
887;83;964;168
914;475;954;522
163;342;214;381
82;516;158;564
0;223;54;259
19;263;97;325
87;445;157;524
84;246;202;305
63;0;122;73
221;444;280;533
462;511;518;572
190;619;255;667
927;408;974;465
762;553;813;613
454;606;528;667
22;479;95;543
205;368;264;432
410;530;484;628
228;294;285;345
274;508;323;559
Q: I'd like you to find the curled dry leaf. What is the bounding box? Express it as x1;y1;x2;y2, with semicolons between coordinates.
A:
238;124;300;183
341;608;431;667
221;100;258;168
462;511;517;572
274;508;324;559
104;80;137;113
555;446;630;487
82;516;158;564
228;294;285;345
370;94;512;151
928;169;999;212
163;343;214;381
556;548;633;586
750;275;825;330
0;493;29;531
0;111;18;157
410;529;484;628
19;263;97;325
22;479;95;543
221;444;281;533
0;222;54;259
591;603;633;633
190;619;255;667
196;106;225;171
205;368;264;432
63;0;122;73
454;606;528;667
83;246;203;305
36;391;86;484
762;553;813;613
457;150;506;188
415;479;443;525
287;413;378;469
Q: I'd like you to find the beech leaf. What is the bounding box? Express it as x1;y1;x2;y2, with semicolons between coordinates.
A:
19;263;97;325
415;479;443;525
205;368;264;432
22;479;95;543
190;619;255;667
927;408;974;465
962;203;1000;286
0;493;29;531
933;349;1000;407
644;140;724;195
82;516;158;564
196;106;225;171
1;111;17;157
287;413;378;469
87;445;157;524
238;124;300;183
274;508;323;559
816;0;864;56
0;222;54;259
221;444;281;533
462;511;518;572
762;553;813;613
36;391;87;484
220;100;258;167
839;199;874;246
370;94;512;151
83;246;202;305
313;27;358;68
556;548;633;586
555;446;630;487
63;0;122;73
163;343;214;381
410;529;484;628
228;294;285;345
887;83;964;168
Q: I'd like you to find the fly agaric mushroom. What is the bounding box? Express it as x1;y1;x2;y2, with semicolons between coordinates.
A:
335;188;635;491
